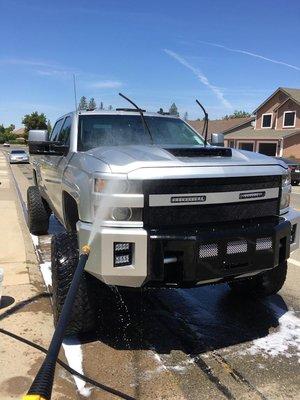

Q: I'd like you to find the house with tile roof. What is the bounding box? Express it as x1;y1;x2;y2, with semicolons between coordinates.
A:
188;117;254;143
222;87;300;159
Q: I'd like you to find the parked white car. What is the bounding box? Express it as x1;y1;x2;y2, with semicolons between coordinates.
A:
9;149;29;164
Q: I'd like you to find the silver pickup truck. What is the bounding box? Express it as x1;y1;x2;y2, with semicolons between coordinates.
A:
27;108;300;335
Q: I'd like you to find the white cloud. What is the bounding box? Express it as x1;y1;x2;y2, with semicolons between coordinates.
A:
0;57;77;77
199;41;300;71
89;80;123;89
164;49;232;109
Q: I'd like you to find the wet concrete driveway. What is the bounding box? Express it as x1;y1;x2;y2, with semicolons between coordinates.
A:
7;159;300;399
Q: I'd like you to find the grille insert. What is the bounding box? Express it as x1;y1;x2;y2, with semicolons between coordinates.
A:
256;237;272;251
227;240;247;254
198;237;273;259
199;243;218;258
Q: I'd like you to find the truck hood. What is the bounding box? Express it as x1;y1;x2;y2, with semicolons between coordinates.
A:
86;145;286;175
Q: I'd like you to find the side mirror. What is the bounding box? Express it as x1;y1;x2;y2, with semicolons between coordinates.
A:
29;140;69;156
28;130;49;142
211;133;224;147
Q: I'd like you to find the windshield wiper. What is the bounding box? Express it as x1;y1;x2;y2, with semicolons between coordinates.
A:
118;93;154;144
195;99;208;147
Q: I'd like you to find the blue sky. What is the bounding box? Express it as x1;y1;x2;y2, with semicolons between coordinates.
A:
0;0;300;127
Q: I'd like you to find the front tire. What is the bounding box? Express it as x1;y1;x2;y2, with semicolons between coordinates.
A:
51;232;97;336
27;186;50;235
228;261;287;297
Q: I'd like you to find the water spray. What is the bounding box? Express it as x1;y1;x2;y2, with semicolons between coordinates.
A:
23;244;91;400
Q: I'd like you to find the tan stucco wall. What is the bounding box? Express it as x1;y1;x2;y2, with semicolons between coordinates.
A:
283;133;300;159
277;99;300;130
256;91;288;129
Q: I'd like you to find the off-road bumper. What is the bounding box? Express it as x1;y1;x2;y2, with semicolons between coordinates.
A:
78;208;300;288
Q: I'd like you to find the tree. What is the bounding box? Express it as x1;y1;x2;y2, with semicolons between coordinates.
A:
99;101;104;110
108;105;113;111
169;103;179;116
183;111;188;121
0;124;17;143
88;98;97;110
222;110;251;120
78;96;88;110
157;108;164;114
47;120;52;134
22;112;48;140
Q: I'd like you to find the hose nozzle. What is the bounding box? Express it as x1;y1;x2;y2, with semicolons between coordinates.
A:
81;244;91;255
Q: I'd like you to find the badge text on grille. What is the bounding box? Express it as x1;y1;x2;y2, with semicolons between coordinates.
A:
239;191;266;200
171;195;206;204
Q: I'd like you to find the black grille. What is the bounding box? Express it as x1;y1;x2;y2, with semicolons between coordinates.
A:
143;176;281;229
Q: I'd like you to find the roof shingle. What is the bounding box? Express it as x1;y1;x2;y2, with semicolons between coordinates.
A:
188;117;254;140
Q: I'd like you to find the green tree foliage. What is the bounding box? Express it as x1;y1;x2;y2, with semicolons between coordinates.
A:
169;103;179;116
157;108;164;114
0;124;17;143
22;112;48;139
222;110;251;120
99;101;104;110
78;96;88;110
88;98;97;110
108;105;113;111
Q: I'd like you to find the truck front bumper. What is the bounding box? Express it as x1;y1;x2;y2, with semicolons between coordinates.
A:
77;207;300;288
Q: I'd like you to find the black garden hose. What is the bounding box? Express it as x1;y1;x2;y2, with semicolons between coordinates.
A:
23;245;91;400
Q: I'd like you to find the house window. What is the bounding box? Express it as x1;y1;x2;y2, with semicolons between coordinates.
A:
261;113;272;128
283;111;296;128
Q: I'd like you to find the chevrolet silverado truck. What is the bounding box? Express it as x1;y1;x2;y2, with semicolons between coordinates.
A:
27;107;300;335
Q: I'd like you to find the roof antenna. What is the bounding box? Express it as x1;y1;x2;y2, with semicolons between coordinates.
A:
73;74;78;113
119;93;154;144
196;100;208;146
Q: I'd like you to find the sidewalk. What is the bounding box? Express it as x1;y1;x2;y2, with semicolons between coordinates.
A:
0;153;76;400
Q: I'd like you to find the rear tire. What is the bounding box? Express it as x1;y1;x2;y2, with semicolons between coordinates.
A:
51;232;97;336
228;261;287;297
27;186;49;235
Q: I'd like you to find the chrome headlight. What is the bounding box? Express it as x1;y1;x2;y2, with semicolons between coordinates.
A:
94;177;142;194
93;175;143;222
280;170;291;211
282;170;291;187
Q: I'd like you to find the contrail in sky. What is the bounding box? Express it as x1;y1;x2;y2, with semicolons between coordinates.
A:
164;49;232;108
199;41;300;71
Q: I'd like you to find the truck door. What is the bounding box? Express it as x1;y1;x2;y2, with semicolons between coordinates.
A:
47;116;73;218
40;118;65;205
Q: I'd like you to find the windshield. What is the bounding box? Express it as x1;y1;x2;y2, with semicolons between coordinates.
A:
11;150;26;154
78;115;204;151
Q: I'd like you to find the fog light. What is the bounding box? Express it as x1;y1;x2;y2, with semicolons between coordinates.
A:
114;242;133;267
115;254;130;265
112;207;132;221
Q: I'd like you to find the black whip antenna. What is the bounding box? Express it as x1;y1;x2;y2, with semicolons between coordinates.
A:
196;99;208;146
119;93;154;144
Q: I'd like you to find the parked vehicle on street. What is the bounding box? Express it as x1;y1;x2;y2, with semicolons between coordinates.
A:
274;157;300;186
9;149;29;164
3;142;10;147
27;101;300;335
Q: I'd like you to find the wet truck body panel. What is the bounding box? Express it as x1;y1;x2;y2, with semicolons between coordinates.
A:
29;110;300;287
